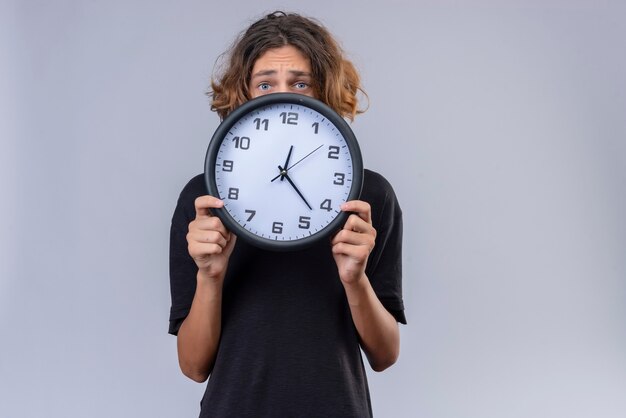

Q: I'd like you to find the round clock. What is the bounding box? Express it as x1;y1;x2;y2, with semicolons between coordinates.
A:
204;93;363;251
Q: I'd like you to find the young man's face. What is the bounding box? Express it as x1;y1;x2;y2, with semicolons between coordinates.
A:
248;45;316;99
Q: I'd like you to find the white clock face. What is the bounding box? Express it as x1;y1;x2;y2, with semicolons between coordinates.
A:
207;95;362;250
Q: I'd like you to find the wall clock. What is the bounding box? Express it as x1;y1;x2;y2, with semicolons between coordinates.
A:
204;93;363;251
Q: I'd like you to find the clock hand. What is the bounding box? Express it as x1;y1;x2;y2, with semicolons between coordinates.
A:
271;145;295;183
271;144;324;182
278;165;313;210
280;145;294;182
286;143;324;171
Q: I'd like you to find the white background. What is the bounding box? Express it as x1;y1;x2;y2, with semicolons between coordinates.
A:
2;1;625;417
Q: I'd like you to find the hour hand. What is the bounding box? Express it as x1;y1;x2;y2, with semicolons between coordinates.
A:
271;145;294;183
278;165;312;210
281;145;294;181
271;144;323;182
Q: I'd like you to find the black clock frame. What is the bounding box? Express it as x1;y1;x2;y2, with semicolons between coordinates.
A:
204;93;363;251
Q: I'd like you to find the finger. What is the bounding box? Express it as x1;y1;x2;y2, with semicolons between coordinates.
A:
331;241;372;261
340;200;372;224
331;228;375;248
342;213;375;234
195;195;224;218
188;229;229;247
189;242;229;259
191;216;229;234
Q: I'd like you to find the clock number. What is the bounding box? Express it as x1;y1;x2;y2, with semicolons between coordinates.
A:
222;160;234;172
298;216;311;229
272;221;284;234
244;209;256;221
228;188;239;200
333;172;345;185
253;118;269;131
233;136;250;150
279;112;298;125
328;145;340;159
320;199;332;212
312;122;319;134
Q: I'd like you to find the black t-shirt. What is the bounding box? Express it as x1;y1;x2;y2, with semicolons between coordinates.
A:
169;169;405;417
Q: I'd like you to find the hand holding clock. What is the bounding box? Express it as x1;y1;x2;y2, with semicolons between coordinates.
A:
331;199;400;373
331;200;376;285
187;195;237;281
188;195;374;285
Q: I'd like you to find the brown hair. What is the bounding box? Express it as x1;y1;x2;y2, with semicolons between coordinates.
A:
209;11;366;120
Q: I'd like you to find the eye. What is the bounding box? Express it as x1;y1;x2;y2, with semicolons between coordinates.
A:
258;82;271;91
293;82;309;90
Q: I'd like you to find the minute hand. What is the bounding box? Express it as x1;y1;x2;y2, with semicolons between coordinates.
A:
279;166;313;210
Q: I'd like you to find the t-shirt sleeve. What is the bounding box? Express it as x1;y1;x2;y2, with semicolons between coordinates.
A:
364;171;407;324
168;175;205;335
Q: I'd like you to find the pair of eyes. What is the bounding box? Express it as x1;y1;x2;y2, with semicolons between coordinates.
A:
256;81;311;91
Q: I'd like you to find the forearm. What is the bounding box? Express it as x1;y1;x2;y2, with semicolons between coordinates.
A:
176;272;223;382
343;275;400;372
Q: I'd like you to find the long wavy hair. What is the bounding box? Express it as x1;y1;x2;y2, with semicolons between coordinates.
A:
209;11;366;120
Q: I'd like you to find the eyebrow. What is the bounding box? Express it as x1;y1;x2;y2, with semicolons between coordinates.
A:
250;69;312;79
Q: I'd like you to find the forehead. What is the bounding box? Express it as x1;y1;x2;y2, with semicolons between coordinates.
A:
252;45;311;70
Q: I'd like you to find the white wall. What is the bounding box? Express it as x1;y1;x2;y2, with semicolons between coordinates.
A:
1;1;625;417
